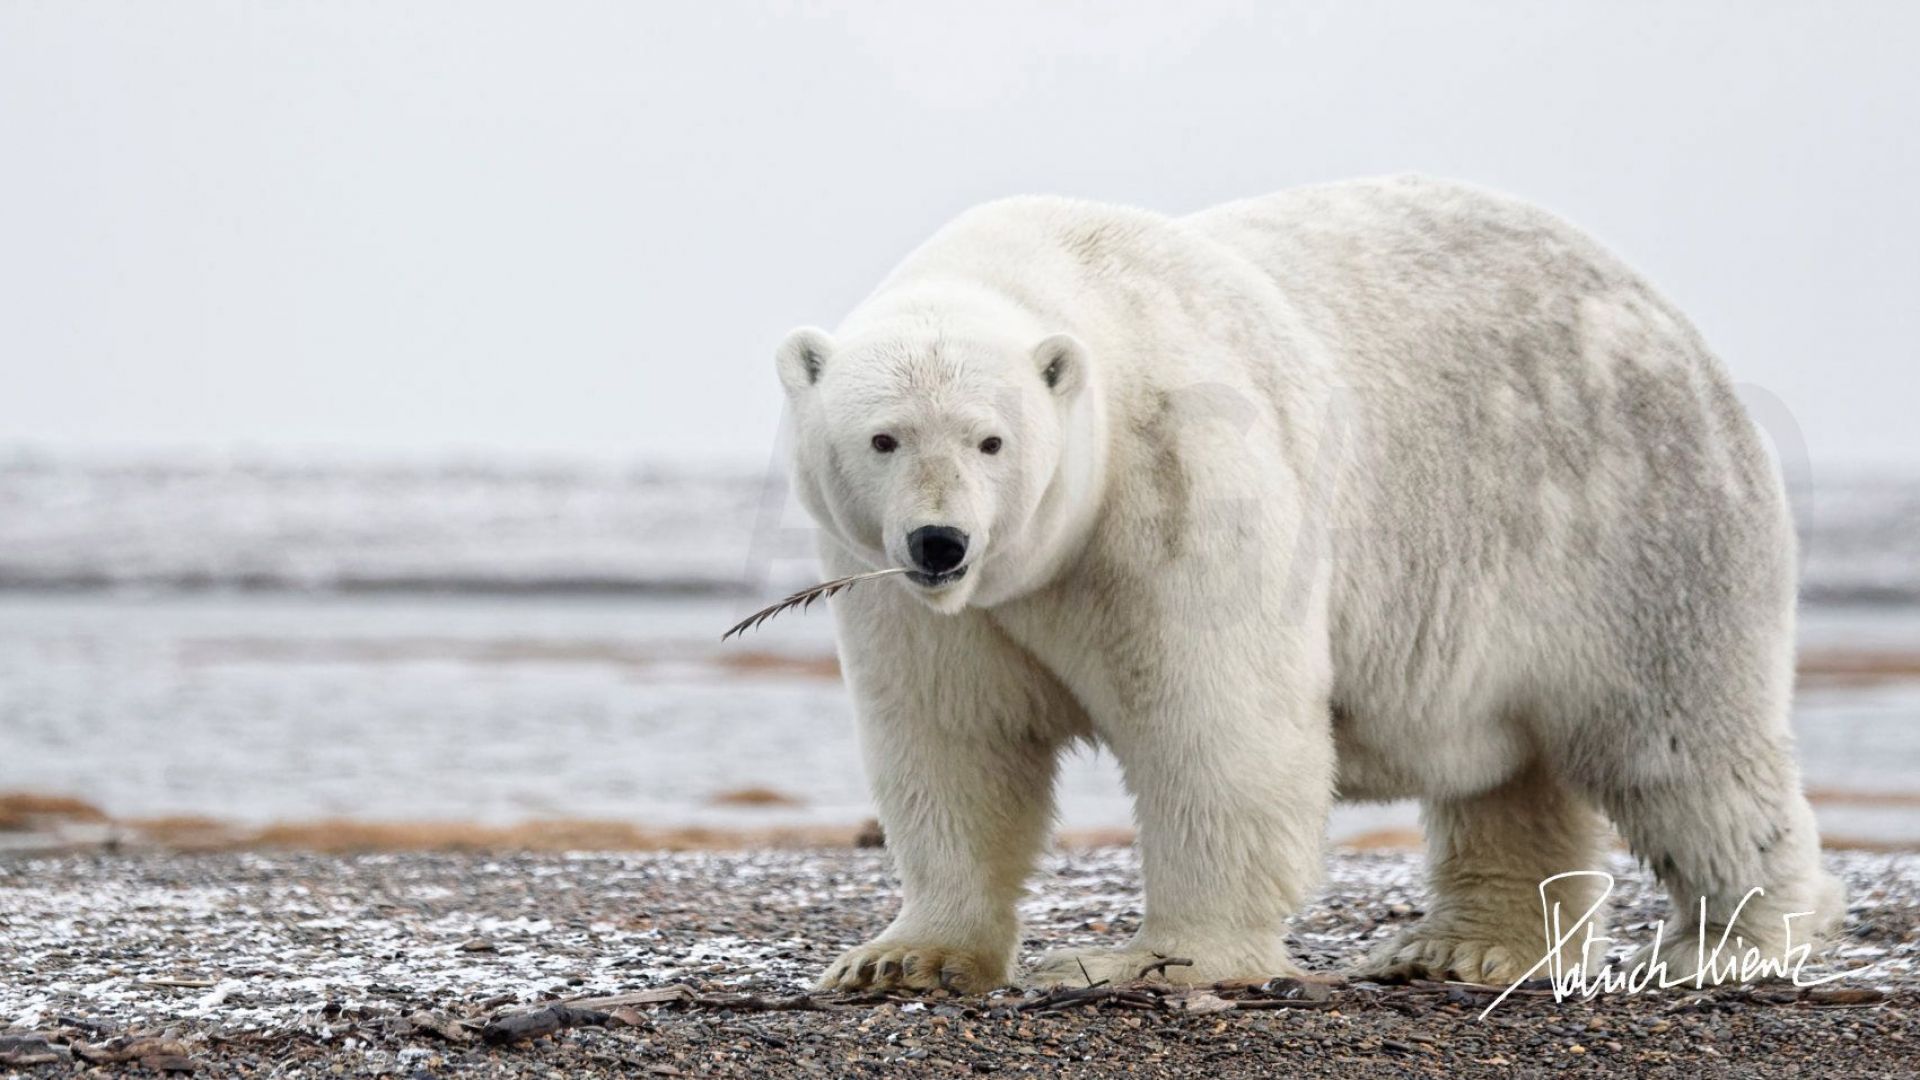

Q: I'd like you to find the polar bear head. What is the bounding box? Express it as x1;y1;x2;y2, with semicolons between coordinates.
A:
777;316;1095;613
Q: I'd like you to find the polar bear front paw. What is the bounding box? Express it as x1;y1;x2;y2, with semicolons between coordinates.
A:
1359;931;1530;984
1357;921;1574;985
817;941;1007;994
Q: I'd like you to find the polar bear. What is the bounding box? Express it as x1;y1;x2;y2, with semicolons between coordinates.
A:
775;176;1844;993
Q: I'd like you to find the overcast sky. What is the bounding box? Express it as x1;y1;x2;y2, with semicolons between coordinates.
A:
2;2;1915;471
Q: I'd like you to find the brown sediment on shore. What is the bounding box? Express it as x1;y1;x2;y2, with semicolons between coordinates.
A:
1811;834;1920;853
206;818;870;854
4;801;1914;856
1806;788;1920;808
0;792;111;831
0;796;1151;855
1796;648;1920;687
1337;827;1426;850
708;785;808;807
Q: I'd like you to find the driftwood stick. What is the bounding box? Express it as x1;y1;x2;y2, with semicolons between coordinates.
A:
481;1005;614;1045
690;992;830;1013
563;986;696;1010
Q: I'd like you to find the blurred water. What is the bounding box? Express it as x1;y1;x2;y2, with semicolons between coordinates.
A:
2;454;1917;603
1;591;1914;847
0;454;1914;846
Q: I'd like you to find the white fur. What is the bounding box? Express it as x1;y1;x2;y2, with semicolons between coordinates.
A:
783;176;1844;993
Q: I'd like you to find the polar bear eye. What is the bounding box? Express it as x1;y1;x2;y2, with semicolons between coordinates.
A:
979;436;1003;455
871;433;898;453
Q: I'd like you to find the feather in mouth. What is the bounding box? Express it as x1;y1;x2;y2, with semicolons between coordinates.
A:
720;567;912;640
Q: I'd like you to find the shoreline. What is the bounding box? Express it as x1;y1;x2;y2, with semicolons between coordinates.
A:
2;848;1915;1077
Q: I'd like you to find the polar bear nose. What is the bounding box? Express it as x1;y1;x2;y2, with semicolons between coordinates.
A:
907;526;969;574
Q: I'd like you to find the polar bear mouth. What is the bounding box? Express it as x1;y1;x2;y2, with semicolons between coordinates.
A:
905;566;968;588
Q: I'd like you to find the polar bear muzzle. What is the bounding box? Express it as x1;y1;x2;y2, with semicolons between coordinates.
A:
906;525;969;583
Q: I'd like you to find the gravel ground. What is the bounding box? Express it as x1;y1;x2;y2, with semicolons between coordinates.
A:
2;848;1915;1077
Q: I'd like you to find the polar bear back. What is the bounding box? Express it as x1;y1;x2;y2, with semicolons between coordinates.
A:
1184;177;1795;798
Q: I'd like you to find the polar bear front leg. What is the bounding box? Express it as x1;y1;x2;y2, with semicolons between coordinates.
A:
1030;661;1335;987
817;698;1062;994
817;558;1079;994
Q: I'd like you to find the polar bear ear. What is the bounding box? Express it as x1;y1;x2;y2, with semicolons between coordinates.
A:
1032;334;1087;397
776;327;835;395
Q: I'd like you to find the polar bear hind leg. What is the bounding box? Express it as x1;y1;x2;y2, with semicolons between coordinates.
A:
1561;603;1847;987
1597;732;1845;986
1358;762;1611;985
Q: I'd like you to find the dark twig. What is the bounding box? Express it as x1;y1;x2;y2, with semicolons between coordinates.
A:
1228;996;1338;1011
1020;985;1149;1013
1138;956;1195;980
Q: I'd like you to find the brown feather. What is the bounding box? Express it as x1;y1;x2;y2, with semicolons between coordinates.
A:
721;567;910;640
